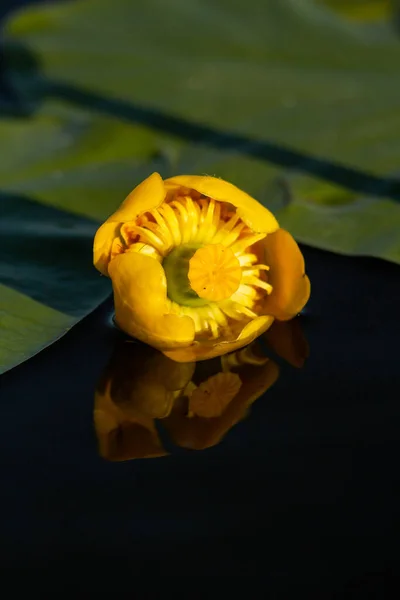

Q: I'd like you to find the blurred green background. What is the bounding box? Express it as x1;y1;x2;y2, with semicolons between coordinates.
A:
1;0;399;372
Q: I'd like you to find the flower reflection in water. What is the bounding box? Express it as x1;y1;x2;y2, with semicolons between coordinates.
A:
94;318;308;460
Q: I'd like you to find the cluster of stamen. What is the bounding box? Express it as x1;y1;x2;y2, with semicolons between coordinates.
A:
114;191;273;339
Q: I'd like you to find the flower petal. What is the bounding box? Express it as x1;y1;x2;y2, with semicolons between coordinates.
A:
261;229;310;321
163;315;274;362
109;251;195;349
93;172;165;276
93;221;123;276
165;175;279;234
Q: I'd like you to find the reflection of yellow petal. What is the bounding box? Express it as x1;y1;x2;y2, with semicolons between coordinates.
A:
221;343;269;371
117;384;176;419
111;347;195;419
94;383;166;461
93;173;165;276
189;372;242;417
165;175;279;234
94;341;195;460
164;354;279;450
261;229;310;321
263;318;309;368
109;252;195;349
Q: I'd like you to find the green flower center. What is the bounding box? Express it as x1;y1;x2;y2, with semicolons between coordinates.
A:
163;244;209;307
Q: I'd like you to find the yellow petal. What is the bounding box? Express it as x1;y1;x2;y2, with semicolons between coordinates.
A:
93;172;165;276
261;229;310;321
93;221;123;277
236;315;275;343
109;251;195;349
165;175;279;234
163;315;274;362
109;172;165;223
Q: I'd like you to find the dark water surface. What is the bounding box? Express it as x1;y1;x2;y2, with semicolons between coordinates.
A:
1;244;399;588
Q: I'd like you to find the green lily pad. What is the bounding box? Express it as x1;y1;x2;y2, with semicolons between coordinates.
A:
1;0;399;372
317;0;391;22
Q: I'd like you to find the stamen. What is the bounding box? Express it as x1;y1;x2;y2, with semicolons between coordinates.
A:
198;199;208;225
209;201;221;241
217;302;245;320
158;204;182;246
210;305;228;327
235;284;259;299
220;222;246;247
128;225;167;254
243;264;270;274
146;213;173;251
230;293;256;310
235;305;258;318
171;200;191;244
126;242;162;262
212;213;240;243
242;275;273;294
196;199;215;242
209;318;219;339
185;196;199;241
230;233;266;255
238;253;258;267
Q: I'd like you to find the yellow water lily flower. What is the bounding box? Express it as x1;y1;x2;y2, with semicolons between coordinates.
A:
94;173;310;361
94;338;279;461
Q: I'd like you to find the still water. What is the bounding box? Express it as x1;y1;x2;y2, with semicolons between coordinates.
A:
1;244;398;586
